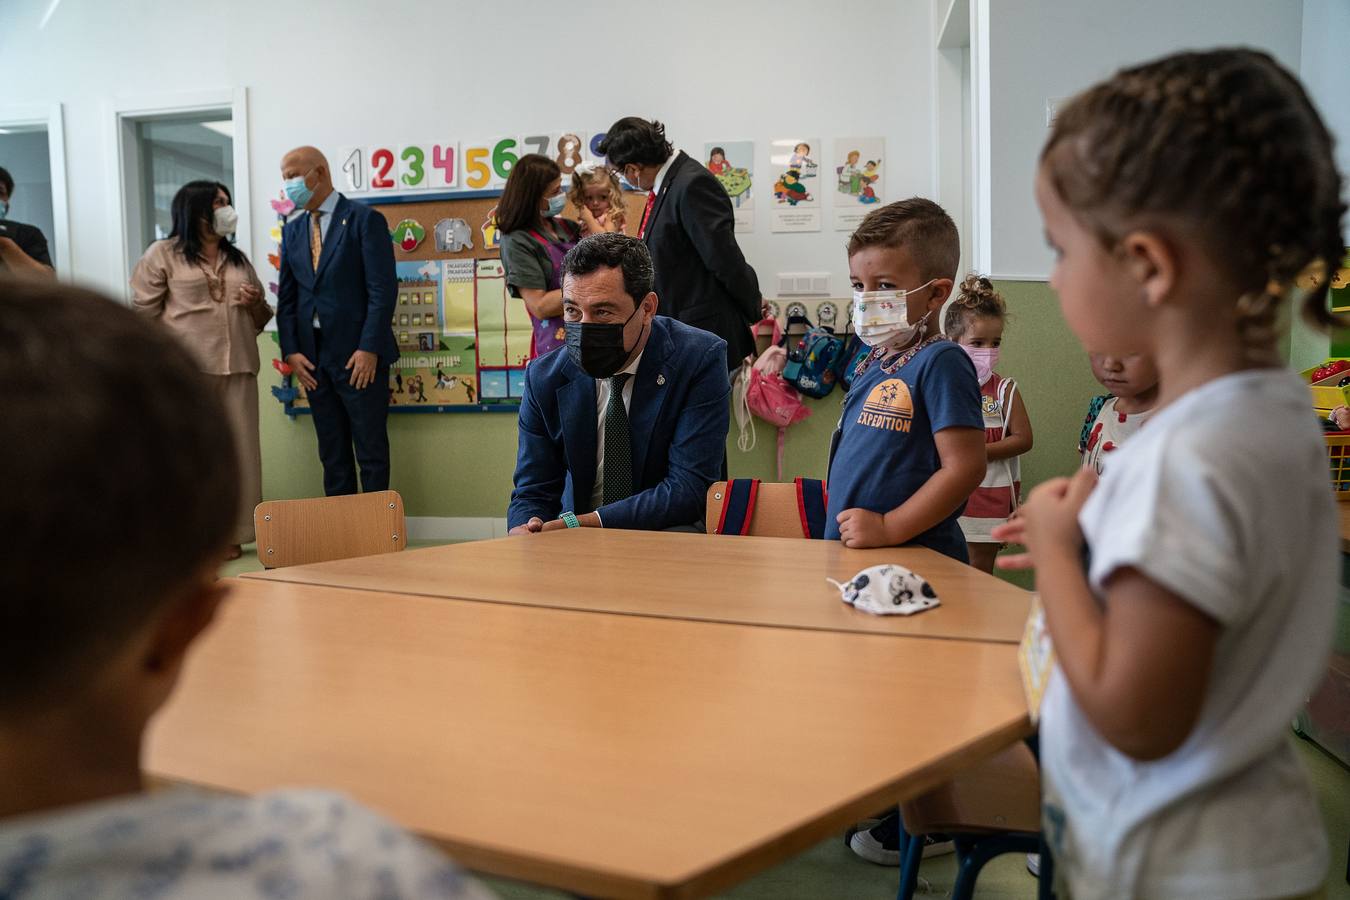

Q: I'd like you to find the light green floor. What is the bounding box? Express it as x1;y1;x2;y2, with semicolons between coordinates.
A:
221;544;1350;899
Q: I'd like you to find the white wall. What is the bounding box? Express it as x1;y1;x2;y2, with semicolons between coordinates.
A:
1302;0;1350;245
984;0;1305;279
0;0;941;301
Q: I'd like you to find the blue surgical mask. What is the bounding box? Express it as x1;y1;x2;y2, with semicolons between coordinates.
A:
545;193;566;218
0;200;8;219
283;174;314;209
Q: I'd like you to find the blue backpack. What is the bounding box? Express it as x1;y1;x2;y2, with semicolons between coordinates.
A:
835;333;872;391
781;314;845;399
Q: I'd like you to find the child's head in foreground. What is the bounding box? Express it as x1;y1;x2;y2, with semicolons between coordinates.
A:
847;198;960;340
0;279;237;742
1037;48;1345;366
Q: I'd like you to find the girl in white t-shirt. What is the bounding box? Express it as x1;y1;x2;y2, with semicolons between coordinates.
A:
996;49;1342;900
1078;351;1158;475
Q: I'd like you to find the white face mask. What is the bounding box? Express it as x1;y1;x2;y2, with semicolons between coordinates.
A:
827;564;940;616
213;205;239;236
851;280;935;350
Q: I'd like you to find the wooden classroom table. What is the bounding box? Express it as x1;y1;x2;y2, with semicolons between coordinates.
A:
146;578;1030;900
243;529;1032;644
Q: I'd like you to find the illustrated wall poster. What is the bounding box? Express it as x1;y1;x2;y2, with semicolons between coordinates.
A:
833;137;884;231
769;137;821;233
386;260;477;406
704;141;754;233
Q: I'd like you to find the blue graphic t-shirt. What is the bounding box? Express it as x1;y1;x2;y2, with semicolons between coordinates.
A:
824;340;983;560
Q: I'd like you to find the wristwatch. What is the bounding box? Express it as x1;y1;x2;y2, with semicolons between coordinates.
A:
561;511;580;529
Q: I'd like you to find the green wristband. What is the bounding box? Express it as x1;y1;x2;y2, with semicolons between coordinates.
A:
561;511;580;529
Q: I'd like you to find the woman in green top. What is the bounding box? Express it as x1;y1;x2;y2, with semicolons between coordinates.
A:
497;154;582;359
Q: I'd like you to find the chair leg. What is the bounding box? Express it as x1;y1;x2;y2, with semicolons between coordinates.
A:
895;831;924;900
951;833;1040;900
1037;832;1057;900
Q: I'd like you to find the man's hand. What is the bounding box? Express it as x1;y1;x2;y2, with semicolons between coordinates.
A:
346;349;377;389
0;235;52;278
835;508;892;549
509;517;545;536
285;353;318;391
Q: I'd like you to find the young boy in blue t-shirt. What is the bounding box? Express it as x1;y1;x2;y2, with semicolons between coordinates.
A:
827;198;986;562
830;200;988;866
0;281;493;900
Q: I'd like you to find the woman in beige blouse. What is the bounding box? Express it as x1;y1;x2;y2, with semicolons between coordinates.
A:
131;180;271;559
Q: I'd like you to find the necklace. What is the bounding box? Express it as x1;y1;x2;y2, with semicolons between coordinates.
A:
873;333;948;375
197;257;224;303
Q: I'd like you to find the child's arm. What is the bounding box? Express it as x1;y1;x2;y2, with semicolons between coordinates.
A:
986;388;1034;461
836;426;986;548
1016;469;1220;761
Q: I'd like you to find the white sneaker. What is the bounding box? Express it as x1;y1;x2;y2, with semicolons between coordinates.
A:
1026;853;1041;877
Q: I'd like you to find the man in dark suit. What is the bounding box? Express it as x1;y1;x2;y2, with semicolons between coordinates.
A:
599;118;761;371
508;234;729;533
277;146;398;495
0;166;54;277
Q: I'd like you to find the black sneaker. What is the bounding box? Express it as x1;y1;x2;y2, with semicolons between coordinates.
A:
845;812;903;865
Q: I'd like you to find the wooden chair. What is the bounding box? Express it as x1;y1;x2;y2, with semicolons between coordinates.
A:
704;480;819;538
254;491;406;568
896;741;1054;899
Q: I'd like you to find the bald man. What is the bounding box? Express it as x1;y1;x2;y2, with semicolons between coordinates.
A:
277;147;399;495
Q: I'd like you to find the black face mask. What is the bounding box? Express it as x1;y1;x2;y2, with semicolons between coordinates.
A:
564;303;644;378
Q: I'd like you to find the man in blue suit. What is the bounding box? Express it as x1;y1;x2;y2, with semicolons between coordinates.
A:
508;234;729;533
277;147;398;495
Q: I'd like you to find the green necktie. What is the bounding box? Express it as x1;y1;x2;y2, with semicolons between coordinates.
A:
602;373;633;505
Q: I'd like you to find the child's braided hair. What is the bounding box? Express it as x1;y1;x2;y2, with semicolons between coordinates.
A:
1040;48;1345;360
944;273;1007;340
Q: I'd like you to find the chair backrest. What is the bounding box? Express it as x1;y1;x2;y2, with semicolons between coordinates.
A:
705;481;820;539
254;490;406;568
899;742;1041;836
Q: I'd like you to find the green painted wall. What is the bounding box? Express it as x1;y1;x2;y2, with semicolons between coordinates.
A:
256;280;1098;525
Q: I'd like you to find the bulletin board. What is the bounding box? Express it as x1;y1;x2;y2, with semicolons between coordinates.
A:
276;188;650;418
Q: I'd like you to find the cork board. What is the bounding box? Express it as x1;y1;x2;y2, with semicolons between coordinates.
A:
368;190;653;266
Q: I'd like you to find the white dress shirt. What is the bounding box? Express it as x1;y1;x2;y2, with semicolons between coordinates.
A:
590;351;644;516
649;153;678;198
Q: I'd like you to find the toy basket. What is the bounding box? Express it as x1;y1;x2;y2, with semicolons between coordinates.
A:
1327;433;1350;498
1303;359;1350;412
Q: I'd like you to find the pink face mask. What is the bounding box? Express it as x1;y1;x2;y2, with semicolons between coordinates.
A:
962;346;999;385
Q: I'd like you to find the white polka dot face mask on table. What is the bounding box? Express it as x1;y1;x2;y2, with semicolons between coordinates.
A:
827;564;940;616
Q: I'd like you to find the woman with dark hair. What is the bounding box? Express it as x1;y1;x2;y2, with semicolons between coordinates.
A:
130;180;271;559
497;154;581;359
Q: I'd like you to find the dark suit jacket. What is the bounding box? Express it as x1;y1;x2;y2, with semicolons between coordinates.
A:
0;219;52;270
642;151;761;370
276;194;399;368
508;316;730;530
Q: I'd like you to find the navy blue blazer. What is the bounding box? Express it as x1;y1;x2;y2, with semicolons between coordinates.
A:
508;316;730;531
276;194;399;368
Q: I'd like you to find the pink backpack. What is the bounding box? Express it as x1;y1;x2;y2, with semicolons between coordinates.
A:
733;317;811;478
